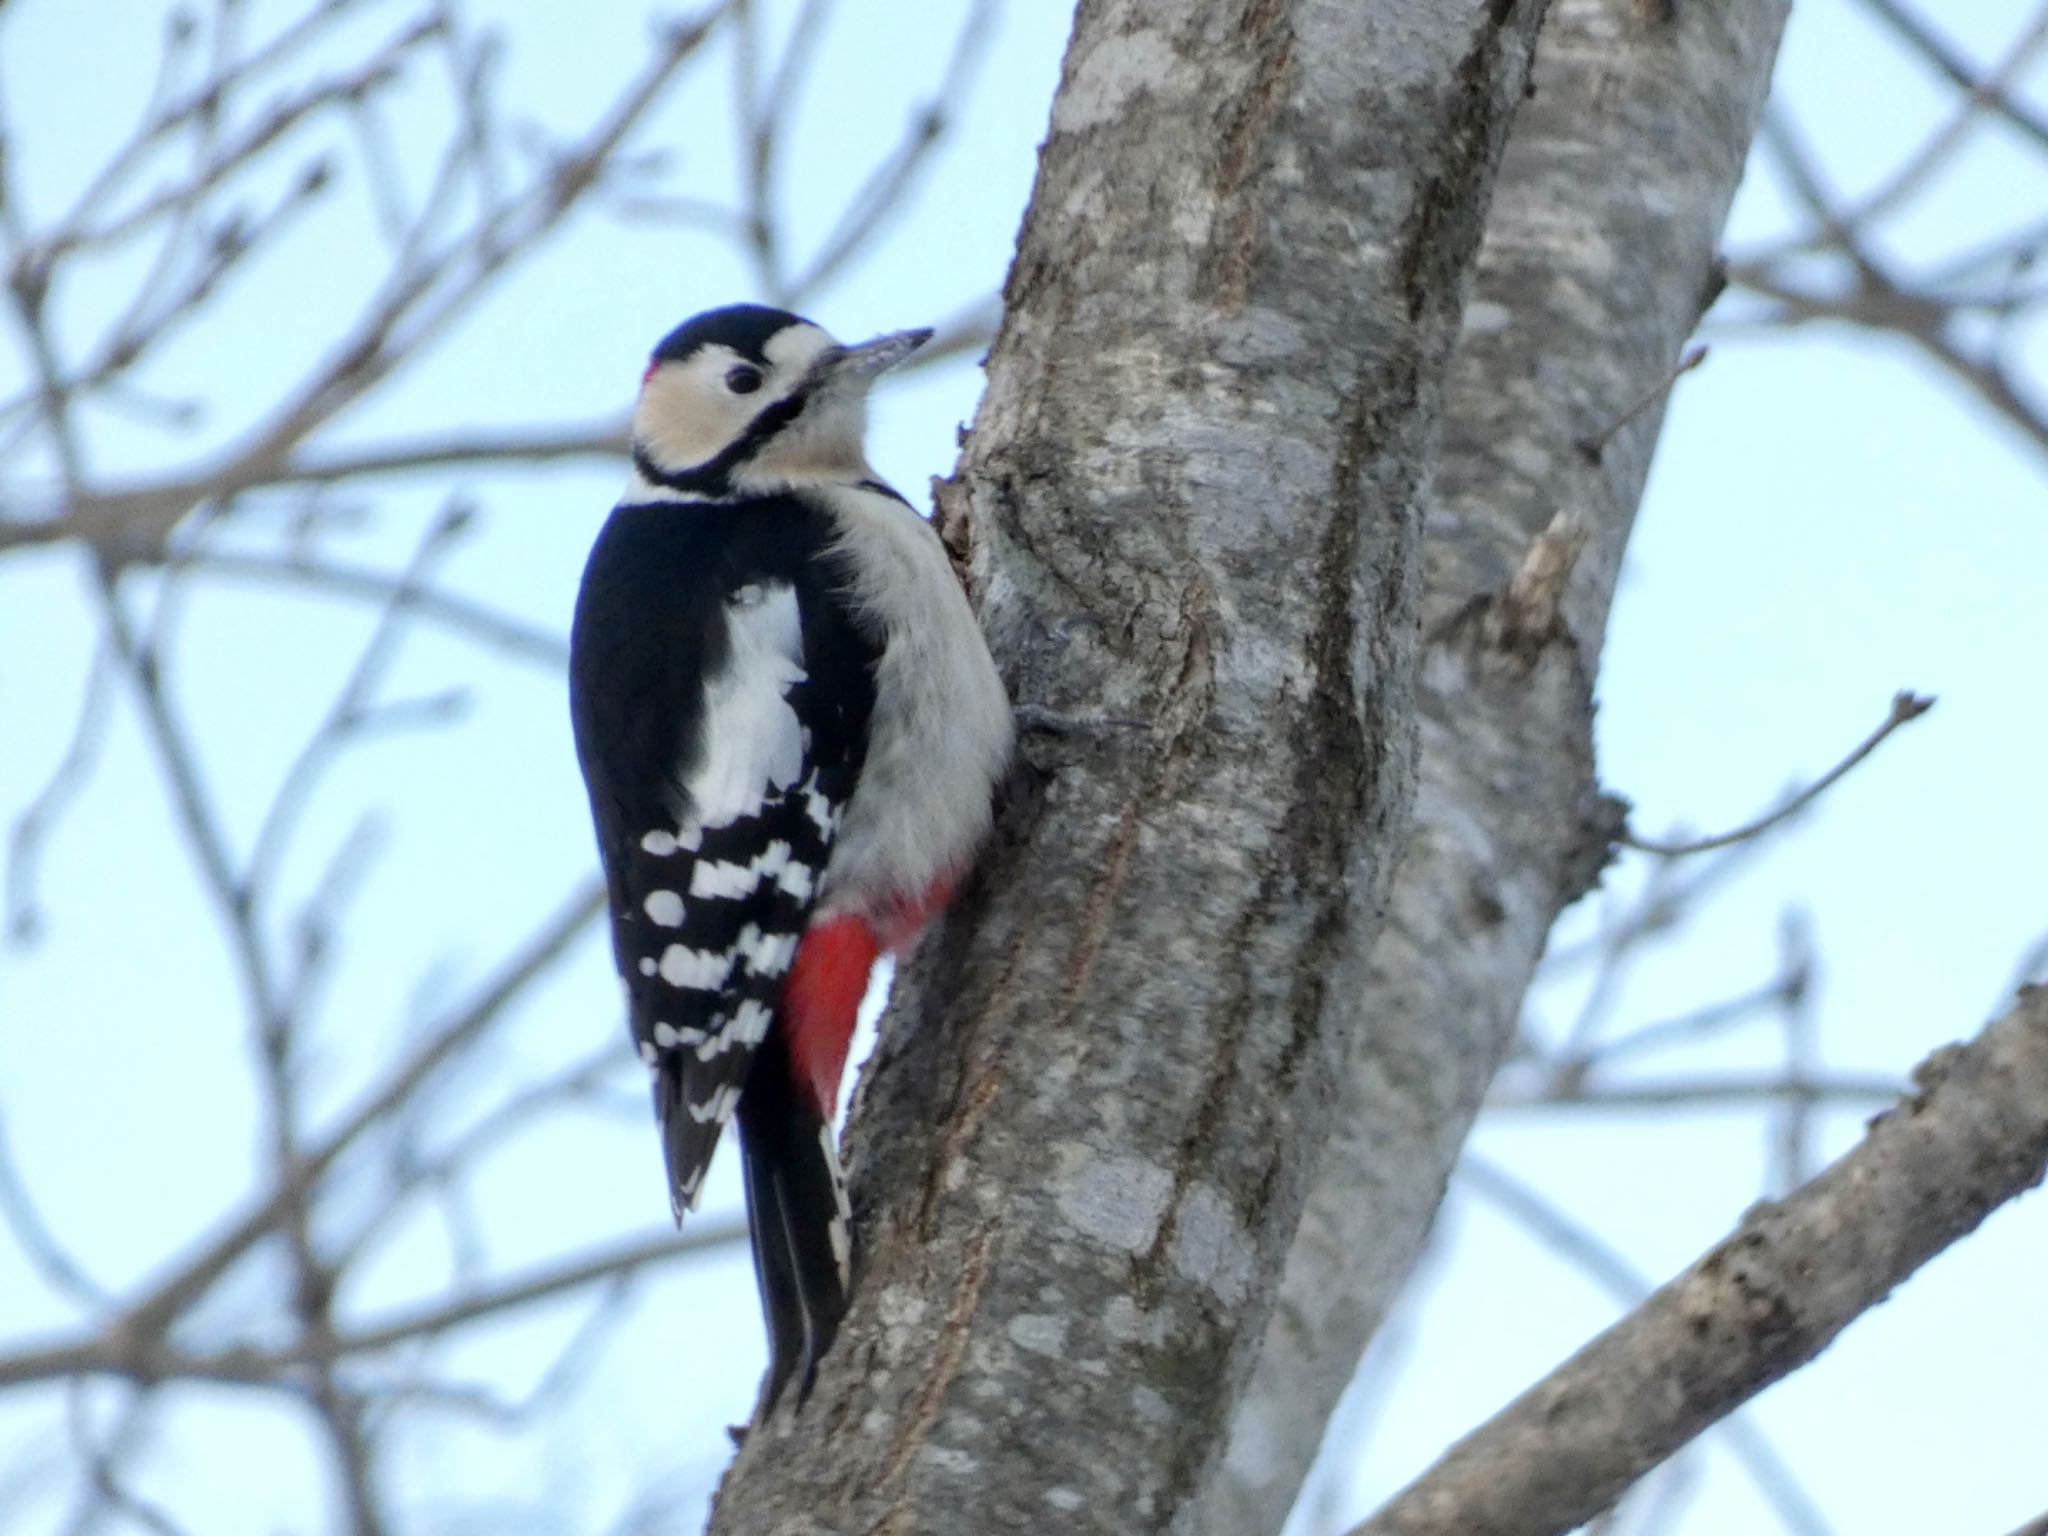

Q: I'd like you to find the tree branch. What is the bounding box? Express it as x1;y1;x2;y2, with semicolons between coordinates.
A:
1195;0;1791;1523
1352;986;2048;1536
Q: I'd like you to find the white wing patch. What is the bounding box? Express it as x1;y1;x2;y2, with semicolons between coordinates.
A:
688;840;793;899
660;943;732;990
684;582;807;829
688;1084;743;1125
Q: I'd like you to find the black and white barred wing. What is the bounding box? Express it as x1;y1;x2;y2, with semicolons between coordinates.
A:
613;581;856;1218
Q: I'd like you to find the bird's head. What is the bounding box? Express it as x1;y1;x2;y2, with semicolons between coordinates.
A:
630;304;930;499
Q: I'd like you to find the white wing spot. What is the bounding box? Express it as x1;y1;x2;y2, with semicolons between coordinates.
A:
660;943;732;990
728;999;773;1047
688;841;796;901
639;1041;659;1067
695;1029;743;1061
676;1164;706;1214
776;861;815;901
798;771;835;837
638;957;657;977
737;925;798;978
687;1084;743;1125
640;830;678;856
653;1022;680;1049
690;859;755;900
644;889;685;926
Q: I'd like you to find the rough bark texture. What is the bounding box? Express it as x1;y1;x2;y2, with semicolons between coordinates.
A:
706;1;1548;1532
1354;985;2048;1536
1198;1;1791;1527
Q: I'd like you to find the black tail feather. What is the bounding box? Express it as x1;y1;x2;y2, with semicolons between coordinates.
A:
736;1049;850;1415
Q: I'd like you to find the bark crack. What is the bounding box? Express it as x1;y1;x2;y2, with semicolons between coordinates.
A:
1203;0;1297;309
867;1219;1004;1530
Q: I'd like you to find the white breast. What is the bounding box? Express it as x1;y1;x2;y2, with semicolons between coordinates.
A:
811;484;1013;920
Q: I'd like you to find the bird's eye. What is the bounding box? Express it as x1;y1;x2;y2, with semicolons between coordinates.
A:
726;365;764;395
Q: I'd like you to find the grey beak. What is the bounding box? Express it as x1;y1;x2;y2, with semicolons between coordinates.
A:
825;327;933;384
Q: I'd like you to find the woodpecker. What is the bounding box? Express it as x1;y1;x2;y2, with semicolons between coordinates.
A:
568;305;1012;1412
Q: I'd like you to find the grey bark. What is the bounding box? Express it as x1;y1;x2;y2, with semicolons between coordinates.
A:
706;1;1548;1532
1353;985;2048;1536
1198;0;1792;1528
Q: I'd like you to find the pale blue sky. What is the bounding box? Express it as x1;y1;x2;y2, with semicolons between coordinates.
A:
0;1;2042;1532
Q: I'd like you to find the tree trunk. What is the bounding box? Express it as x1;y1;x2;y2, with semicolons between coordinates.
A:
706;1;1549;1532
1199;0;1792;1527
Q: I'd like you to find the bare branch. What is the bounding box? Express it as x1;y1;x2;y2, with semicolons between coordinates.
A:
180;551;568;665
1487;1076;1903;1112
5;641;117;941
331;1218;746;1358
58;1386;188;1536
240;498;475;903
1574;346;1708;464
786;0;1000;303
1624;691;1933;857
1843;8;2048;232
1354;986;2048;1536
110;878;603;1347
1853;0;2048;154
1459;1158;1833;1536
0;1101;109;1311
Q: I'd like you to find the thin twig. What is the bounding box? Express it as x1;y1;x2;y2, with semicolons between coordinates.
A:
5;641;117;940
787;0;1000;302
0;1101;109;1310
1488;1075;1902;1112
110;879;604;1346
183;550;569;665
1574;346;1708;463
1624;691;1933;857
1853;0;2048;154
331;1219;747;1357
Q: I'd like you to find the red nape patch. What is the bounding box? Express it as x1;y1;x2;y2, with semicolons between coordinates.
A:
641;358;660;387
783;916;882;1118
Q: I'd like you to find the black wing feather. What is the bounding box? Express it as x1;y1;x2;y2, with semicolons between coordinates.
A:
569;496;877;1217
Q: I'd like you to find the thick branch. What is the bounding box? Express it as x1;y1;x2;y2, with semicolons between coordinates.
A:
1353;985;2048;1536
1196;0;1791;1526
